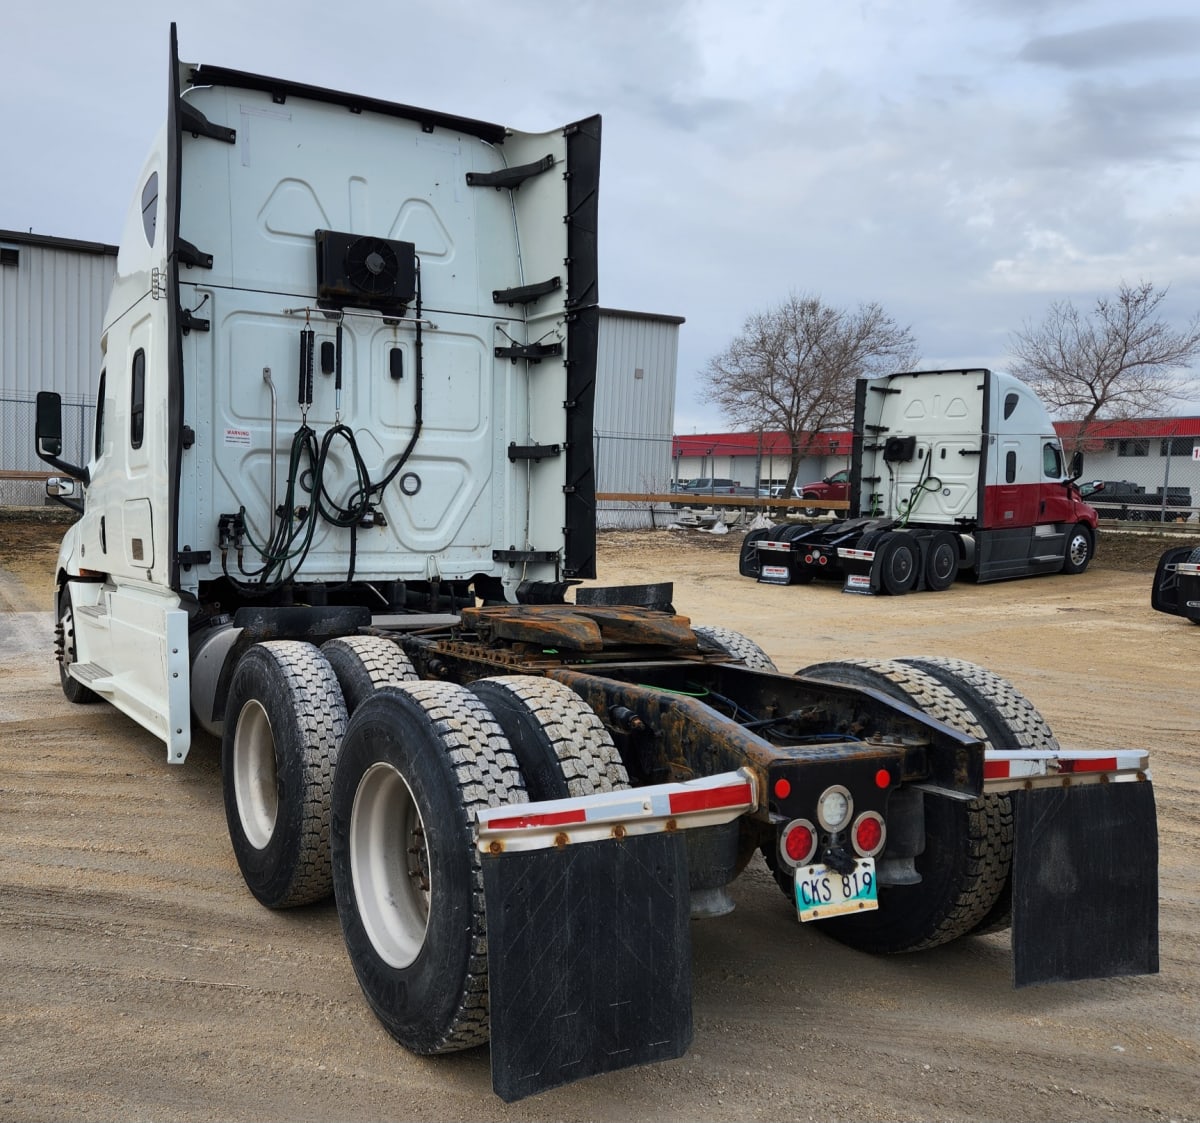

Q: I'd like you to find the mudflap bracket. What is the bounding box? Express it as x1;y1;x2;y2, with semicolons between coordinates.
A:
1012;781;1159;987
482;833;691;1102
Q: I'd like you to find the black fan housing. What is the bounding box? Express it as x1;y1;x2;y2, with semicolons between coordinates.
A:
315;230;416;314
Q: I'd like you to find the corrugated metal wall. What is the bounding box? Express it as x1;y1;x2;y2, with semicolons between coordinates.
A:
594;308;681;527
0;232;115;499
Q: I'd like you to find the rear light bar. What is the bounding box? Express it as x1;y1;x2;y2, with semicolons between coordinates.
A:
476;769;757;854
983;749;1150;792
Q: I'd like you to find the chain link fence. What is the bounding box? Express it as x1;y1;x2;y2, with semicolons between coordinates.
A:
0;393;94;506
4;393;1194;526
1082;436;1199;523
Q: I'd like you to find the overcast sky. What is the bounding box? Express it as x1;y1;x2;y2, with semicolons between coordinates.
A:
5;0;1199;432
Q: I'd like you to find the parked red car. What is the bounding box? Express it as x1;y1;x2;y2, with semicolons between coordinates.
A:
797;468;849;517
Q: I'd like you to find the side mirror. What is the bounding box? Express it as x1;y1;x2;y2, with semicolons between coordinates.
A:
36;391;63;457
1068;451;1084;481
34;390;89;483
46;477;77;499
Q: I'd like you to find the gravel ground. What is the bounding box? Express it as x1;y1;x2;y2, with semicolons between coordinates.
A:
1;511;1197;1122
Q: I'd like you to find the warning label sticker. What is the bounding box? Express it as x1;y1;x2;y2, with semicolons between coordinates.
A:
224;428;251;447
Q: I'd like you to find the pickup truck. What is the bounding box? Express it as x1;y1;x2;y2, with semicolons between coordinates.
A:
671;477;757;507
1081;480;1193;522
797;468;850;517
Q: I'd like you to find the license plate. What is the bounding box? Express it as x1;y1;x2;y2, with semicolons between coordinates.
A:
761;564;790;581
794;858;878;921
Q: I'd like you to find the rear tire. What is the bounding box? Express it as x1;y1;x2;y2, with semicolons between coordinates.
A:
322;635;417;714
786;658;1011;952
924;532;960;591
693;624;778;672
897;656;1059;934
468;676;628;799
877;533;918;595
222;641;348;908
331;682;527;1054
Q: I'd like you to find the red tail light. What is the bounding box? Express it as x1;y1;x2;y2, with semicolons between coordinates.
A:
853;811;885;857
780;818;818;866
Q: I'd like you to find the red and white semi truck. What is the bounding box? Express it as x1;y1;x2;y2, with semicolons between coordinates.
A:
740;368;1100;594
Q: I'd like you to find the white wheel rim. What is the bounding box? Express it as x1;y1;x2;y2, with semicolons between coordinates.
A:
232;698;278;849
1069;534;1089;565
350;762;430;969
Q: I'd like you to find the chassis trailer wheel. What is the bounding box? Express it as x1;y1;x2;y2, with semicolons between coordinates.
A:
321;635;418;714
468;677;629;799
786;658;1014;953
221;641;348;908
331;682;528;1054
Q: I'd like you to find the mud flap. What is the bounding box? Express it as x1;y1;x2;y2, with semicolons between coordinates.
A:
1012;782;1158;987
482;832;692;1102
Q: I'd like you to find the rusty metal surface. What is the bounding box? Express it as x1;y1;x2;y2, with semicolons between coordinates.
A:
396;608;984;825
458;604;698;652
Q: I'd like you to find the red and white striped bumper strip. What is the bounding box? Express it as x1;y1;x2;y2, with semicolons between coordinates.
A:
983;749;1150;792
475;770;757;854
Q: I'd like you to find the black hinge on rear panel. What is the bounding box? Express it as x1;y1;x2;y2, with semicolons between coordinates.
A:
870;386;902;394
508;443;562;462
177;100;236;144
494;549;559;565
177;549;211;571
179;307;210;334
493;276;561;305
495;340;563;363
465;153;555;190
176;238;213;270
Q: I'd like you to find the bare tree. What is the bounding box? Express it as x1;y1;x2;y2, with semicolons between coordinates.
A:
1009;281;1200;453
701;293;918;490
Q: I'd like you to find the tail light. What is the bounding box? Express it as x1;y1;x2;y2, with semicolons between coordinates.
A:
853;811;886;857
779;818;818;866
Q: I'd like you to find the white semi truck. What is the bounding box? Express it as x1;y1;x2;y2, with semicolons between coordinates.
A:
739;368;1101;593
35;28;1158;1102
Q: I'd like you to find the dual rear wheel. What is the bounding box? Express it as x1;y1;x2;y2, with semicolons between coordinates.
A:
220;637;628;1055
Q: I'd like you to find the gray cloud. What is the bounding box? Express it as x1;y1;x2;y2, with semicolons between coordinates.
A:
1019;18;1200;70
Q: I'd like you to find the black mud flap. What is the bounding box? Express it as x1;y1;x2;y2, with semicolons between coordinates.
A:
1151;545;1200;621
1012;782;1158;987
482;833;692;1102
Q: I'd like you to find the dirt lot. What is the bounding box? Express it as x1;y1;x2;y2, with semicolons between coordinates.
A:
1;511;1197;1122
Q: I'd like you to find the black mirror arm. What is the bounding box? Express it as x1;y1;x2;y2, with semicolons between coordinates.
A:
35;448;90;485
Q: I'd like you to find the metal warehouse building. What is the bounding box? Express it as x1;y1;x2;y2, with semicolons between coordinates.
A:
0;230;117;504
0;228;682;520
